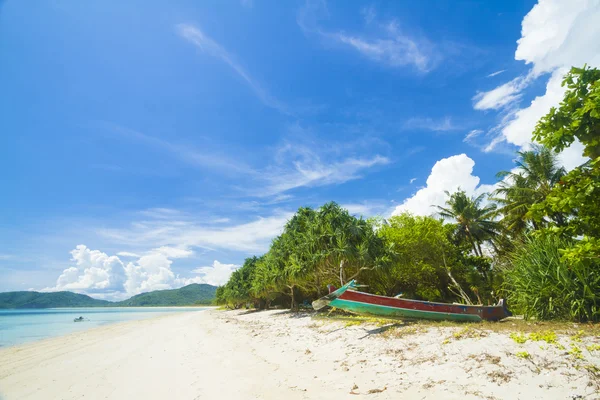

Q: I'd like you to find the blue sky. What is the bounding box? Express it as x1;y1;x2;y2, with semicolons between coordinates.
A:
1;0;597;298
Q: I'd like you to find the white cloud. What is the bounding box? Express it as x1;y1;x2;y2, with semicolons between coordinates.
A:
176;23;287;113
333;27;431;71
113;125;251;175
515;0;600;75
499;69;566;148
402;117;457;132
409;178;417;184
473;74;532;110
260;142;389;197
477;0;600;156
298;2;435;72
46;245;232;299
49;245;127;297
123;253;176;296
361;5;376;25
392;154;496;216
557;139;587;171
150;246;193;259
463;129;483;143
187;260;240;286
116;251;140;258
341;203;389;217
99;211;292;253
113;125;386;198
486;70;506;78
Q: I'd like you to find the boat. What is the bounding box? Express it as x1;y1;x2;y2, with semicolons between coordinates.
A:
312;280;511;322
73;316;85;322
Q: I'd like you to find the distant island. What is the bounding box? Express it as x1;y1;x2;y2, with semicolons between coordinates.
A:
0;284;217;309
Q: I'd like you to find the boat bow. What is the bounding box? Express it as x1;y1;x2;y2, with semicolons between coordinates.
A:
311;280;356;311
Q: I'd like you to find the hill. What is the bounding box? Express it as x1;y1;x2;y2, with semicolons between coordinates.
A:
0;284;217;309
115;284;217;307
0;291;111;309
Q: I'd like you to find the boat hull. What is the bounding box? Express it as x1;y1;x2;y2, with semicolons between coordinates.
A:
313;280;511;322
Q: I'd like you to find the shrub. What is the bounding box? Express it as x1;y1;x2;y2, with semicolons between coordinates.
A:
505;234;600;322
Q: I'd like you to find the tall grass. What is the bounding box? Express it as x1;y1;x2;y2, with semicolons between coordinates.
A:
505;235;600;322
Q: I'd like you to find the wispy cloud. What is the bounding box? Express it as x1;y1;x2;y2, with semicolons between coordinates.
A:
257;140;390;197
463;129;483;143
473;74;533;110
298;1;436;72
176;23;288;114
112;125;253;175
98;210;293;253
409;177;417;184
402;116;458;132
486;69;506;78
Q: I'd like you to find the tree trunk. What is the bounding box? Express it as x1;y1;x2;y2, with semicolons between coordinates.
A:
339;260;345;286
467;233;480;257
289;285;296;311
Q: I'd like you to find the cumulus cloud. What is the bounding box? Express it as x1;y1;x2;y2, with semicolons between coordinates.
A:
392;154;496;216
479;0;600;155
47;245;238;299
52;245;126;295
187;260;240;286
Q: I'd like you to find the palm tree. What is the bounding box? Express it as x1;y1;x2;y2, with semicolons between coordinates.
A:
436;190;499;257
492;145;566;234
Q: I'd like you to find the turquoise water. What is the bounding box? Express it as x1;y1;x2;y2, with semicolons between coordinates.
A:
0;307;206;347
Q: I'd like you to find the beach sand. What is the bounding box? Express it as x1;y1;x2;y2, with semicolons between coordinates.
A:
0;309;598;400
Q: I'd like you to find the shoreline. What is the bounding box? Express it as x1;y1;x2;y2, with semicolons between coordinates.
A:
0;306;214;349
1;309;598;399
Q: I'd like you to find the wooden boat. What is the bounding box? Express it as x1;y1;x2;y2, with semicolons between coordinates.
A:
73;316;85;322
312;280;511;322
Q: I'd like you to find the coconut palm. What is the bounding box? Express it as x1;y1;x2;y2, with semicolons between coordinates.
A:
493;145;566;234
436;190;499;257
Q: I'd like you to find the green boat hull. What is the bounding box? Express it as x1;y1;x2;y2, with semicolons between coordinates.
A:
329;298;483;322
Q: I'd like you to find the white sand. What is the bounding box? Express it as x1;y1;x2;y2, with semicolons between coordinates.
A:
1;309;598;400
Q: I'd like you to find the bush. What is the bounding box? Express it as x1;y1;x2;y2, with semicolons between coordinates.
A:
505;234;600;322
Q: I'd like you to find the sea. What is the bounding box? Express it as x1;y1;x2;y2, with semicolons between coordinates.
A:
0;307;206;348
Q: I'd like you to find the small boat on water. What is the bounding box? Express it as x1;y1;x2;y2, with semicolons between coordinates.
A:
73;316;85;322
312;280;511;322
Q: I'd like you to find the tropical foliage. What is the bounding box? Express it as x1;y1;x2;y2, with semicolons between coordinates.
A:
504;235;600;322
217;66;600;322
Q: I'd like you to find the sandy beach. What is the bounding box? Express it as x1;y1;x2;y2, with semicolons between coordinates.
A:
1;309;598;400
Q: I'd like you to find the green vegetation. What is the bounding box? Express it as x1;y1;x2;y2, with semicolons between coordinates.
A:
0;291;111;309
116;284;216;306
216;66;600;323
0;284;217;308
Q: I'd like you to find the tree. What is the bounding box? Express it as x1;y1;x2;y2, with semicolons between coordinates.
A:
377;213;455;301
436;190;500;257
493;145;567;234
530;65;600;266
377;213;497;303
